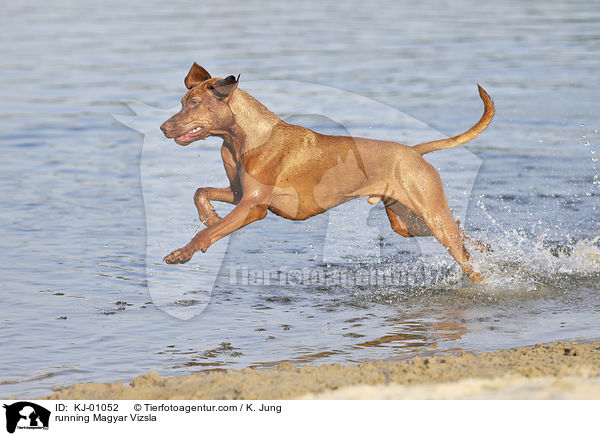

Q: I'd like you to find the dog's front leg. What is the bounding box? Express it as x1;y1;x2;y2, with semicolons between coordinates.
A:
194;187;241;226
164;195;269;264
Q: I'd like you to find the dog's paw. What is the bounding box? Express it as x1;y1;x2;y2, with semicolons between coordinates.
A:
163;247;194;264
469;272;484;283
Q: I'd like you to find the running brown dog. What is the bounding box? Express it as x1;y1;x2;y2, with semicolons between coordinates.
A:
160;63;494;282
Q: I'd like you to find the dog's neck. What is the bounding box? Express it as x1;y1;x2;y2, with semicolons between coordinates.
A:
225;89;281;156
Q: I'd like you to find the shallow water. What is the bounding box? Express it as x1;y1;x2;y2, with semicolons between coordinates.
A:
1;0;600;398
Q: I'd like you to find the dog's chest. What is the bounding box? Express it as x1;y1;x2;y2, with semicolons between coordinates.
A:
267;186;326;220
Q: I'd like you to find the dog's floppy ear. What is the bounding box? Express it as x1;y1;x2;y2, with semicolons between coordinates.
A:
184;63;211;89
209;75;239;100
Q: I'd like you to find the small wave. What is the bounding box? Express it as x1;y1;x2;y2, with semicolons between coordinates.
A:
0;373;55;386
0;367;87;386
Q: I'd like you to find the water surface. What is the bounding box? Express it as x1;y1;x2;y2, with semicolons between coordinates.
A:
1;0;600;398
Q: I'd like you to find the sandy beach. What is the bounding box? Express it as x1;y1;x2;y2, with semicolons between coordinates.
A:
40;340;600;400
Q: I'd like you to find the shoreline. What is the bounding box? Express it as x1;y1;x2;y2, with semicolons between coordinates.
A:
40;340;600;400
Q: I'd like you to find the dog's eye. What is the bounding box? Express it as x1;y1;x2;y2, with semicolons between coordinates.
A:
190;100;200;107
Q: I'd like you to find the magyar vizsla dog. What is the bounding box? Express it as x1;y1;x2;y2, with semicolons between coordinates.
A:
160;63;494;282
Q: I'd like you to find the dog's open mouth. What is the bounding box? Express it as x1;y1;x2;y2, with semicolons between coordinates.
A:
175;126;206;145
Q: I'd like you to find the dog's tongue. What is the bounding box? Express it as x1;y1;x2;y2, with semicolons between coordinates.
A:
177;131;195;141
176;127;204;142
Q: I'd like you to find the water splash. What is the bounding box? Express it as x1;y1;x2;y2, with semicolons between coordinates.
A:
470;230;600;292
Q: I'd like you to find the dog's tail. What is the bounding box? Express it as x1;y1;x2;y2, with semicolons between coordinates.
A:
412;85;494;155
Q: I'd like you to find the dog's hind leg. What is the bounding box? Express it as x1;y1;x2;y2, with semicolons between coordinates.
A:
419;204;482;282
383;198;433;237
405;186;482;282
384;197;490;256
383;165;483;282
194;187;240;226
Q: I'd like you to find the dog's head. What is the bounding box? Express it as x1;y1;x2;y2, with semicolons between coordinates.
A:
160;63;239;145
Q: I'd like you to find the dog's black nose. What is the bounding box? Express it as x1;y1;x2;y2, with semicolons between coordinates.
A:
160;123;168;134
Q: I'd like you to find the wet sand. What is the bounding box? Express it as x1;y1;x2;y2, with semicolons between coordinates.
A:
41;341;600;400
